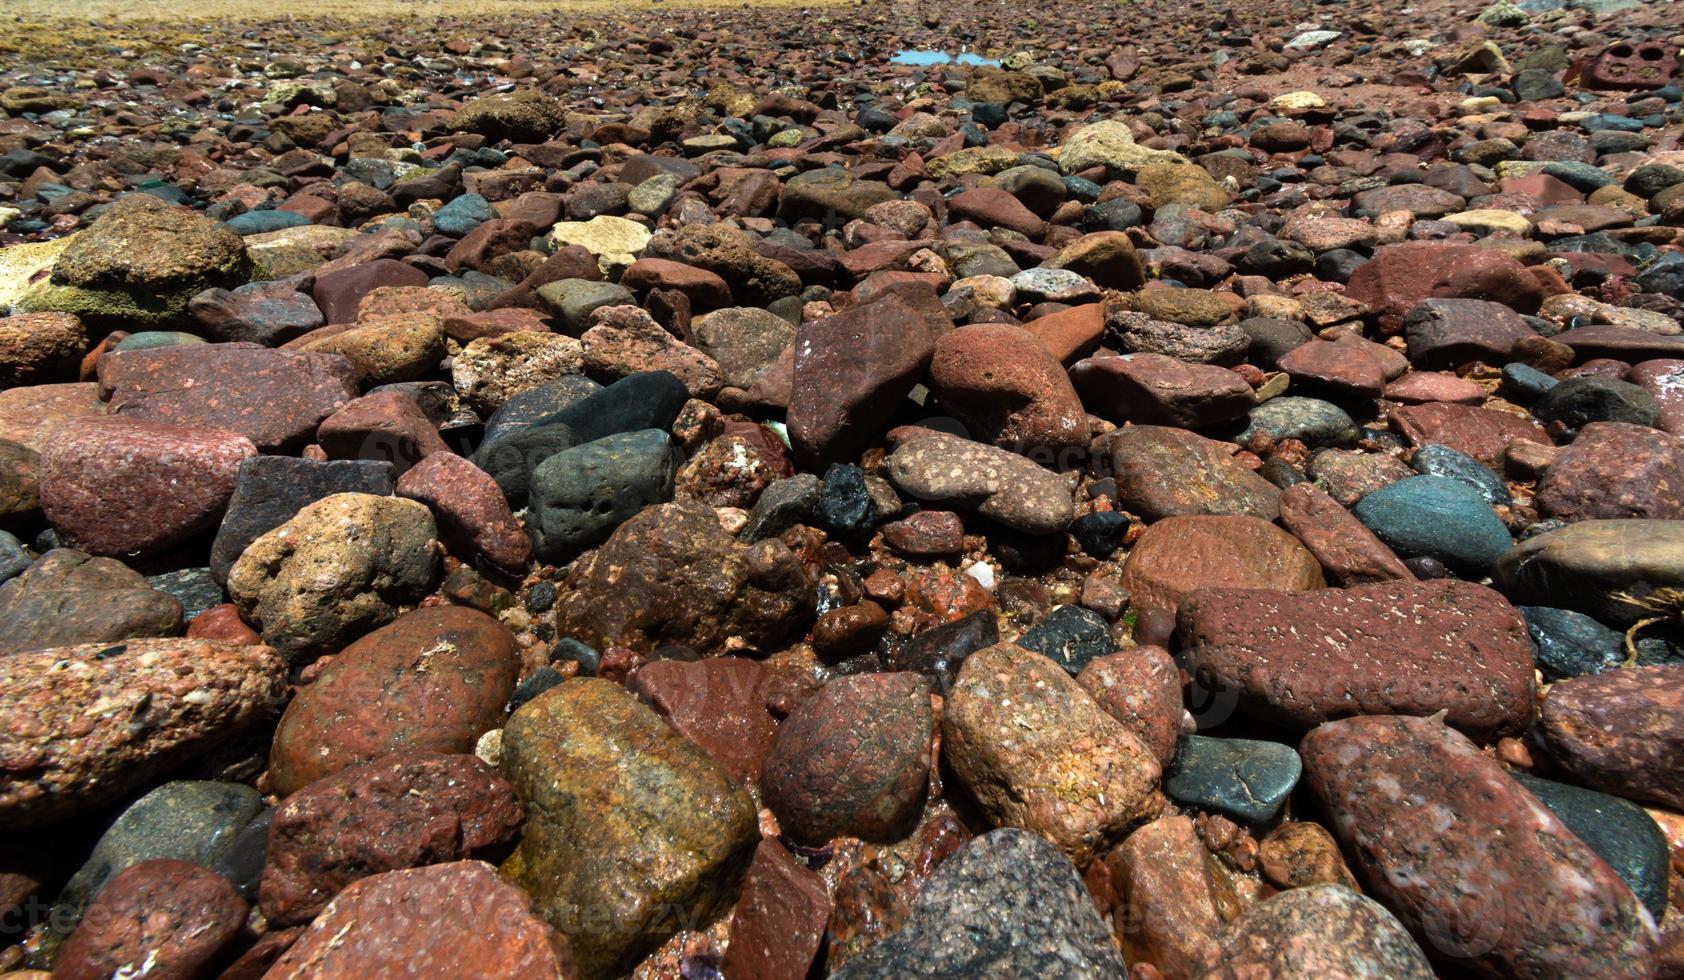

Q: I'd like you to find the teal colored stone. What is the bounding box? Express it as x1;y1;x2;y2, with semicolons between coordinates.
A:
432;193;497;236
225;209;310;235
1353;475;1512;573
113;331;208;351
1164;735;1301;823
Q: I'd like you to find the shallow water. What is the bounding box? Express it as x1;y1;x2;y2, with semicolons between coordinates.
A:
890;49;1000;66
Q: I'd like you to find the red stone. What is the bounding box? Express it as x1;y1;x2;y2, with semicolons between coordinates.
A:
1539;664;1684;810
720;839;833;980
55;860;247;980
396;451;531;572
317;390;452;475
1387;401;1550;467
631;657;782;783
1070;351;1254;428
1345;242;1544;331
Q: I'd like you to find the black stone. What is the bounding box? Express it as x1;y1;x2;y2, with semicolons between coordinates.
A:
539;370;689;444
1534;376;1659;431
741;473;822;543
471;420;577;507
1163;734;1300;824
1519;606;1626;682
1411;443;1510;506
209;808;273;902
479;375;603;450
145;567;225;621
551;637;600;676
883;609;998;693
1071;511;1129;558
525;429;679;563
1018;604;1113;675
507;665;566;714
818;463;876;537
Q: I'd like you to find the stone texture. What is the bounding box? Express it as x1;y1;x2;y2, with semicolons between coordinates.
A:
720;839;833;980
500;679;757;980
0;639;285;828
1118;514;1325;613
1536;421;1684;522
788;291;936;467
1539;665;1684;811
209;456;396;585
1075;645;1182;769
1197;884;1433;980
1345;242;1544;330
1179;580;1537;739
929;323;1087;455
54;859;247;980
1108;815;1222;976
1070;351;1254;428
943;642;1162;865
1278;482;1415;586
1388;401;1551;467
884;428;1074;534
268;606;519;795
396;451;531;572
631;657;782;783
1495;519;1684;626
0;548;182;655
1302;714;1657;979
1109;425;1280;521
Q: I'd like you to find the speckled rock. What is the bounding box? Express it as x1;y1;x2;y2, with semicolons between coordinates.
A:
54;859;248;980
0;639;285;828
1075;645;1182;768
0;311;84;386
552;497;811;656
832;828;1126;979
264;861;576;979
1511;770;1671;920
630;657;782;783
761;672;932;844
209;456;395;585
928;323;1088;456
1536;421;1684;522
1538;664;1684;811
721;839;833;980
1118;514;1325;613
450;332;584;415
884;428;1074;534
500;679;756;979
1179;579;1536;739
267;605;519;796
396;451;531;573
1302;714;1656;979
260;751;525;926
1109;425;1280;521
227;492;438;662
788;291;936;467
944;642;1162;865
1197;884;1433;980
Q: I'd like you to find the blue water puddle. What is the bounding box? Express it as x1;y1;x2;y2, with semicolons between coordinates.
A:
890;49;1000;67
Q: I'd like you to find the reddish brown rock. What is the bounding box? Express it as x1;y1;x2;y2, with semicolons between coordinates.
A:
1536;421;1684;522
1539;664;1684;811
396;451;531;572
267;605;520;795
97;343;358;452
1119;514;1325;613
39;417;255;557
1344;242;1545;331
1629;359;1684;435
1198;884;1433;980
579;304;722;398
621;258;733;309
311;258;430;324
720;839;833;980
1257;821;1358;891
929;323;1088;455
1388;401;1551;467
1106;815;1222;977
788;291;937;467
54;860;247;980
881;510;965;558
812;601;891;659
0;548;183;655
1045;231;1147;292
260;751;525;926
761;672;932;844
264;861;576;979
1075;645;1183;768
1109;425;1280;521
186;603;261;644
1022;303;1105;364
1070;351;1254;428
1382;371;1487;405
1403;298;1537;370
0;382;107;451
0;639;286;828
1278;483;1414;586
631;657;782;783
0;311;84;386
1302;714;1657;979
943;643;1162;865
316;389;452;475
947;187;1046;239
1179;580;1536;739
443;306;552;342
1278;340;1386;398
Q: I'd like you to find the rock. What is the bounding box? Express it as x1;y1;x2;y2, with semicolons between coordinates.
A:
526;429;679;563
580;305;721;397
788;292;936;467
1536;422;1684;522
553;497;811;656
0;549;182;655
690;306;794;389
929;323;1087;456
264;861;575;979
0;311;84;385
451;332;584;415
1404;298;1537;369
761;672;932;844
1536;376;1660;431
1388;402;1550;467
831;829;1126;979
1278;483;1415;586
777;168;898;223
260;751;524;926
720;840;832;980
396;451;531;572
1180;580;1536;739
1070;352;1253;428
1411;443;1510;506
209;456;395;585
1240;396;1358;448
450;89;567;142
549;215;653;276
1106;815;1222;976
1345;242;1544;330
1495;519;1684;626
1136;161;1229;212
1511;770;1670;919
1108;425;1281;521
52;780;262;932
51;193;248;295
1104;309;1250;366
1018;604;1115;675
1257;822;1358;891
500;679;756;979
97;343;357;452
227;493;438;662
1277;340;1386;398
630;657;782;783
55;860;247;980
884;429;1074;535
1163;734;1300;824
0;639;284;828
1058;119;1187;177
1538;665;1684;812
1199;885;1433;980
1119;514;1325;613
299;312;447;387
1521;605;1626;681
943;643;1161;864
39;417;255;558
1302;713;1656;978
1352;475;1512;574
268;606;519;795
1075;645;1182;768
1045;233;1145;291
882;608;999;692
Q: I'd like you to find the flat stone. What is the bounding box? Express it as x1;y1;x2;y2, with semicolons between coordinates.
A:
1537;421;1684;521
1538;664;1684;812
720;840;833;980
1388;401;1550;467
1302;714;1656;978
1404;298;1538;370
1495;519;1684;625
267;606;518;796
500;679;756;979
788;291;936;467
1109;425;1280;521
1278;483;1414;586
1018;604;1116;675
929;323;1087;456
1070;351;1253;428
1106;815;1222;976
1352;475;1512;574
631;657;782;783
0;549;181;655
1163;734;1301;824
1180;579;1537;739
1119;514;1325;614
885;428;1073;534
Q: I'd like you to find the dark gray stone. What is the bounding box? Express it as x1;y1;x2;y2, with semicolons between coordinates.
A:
1018;605;1114;675
479;376;602;450
1511;770;1670;919
526;429;680;562
1535;376;1659;430
1411;443;1511;506
1520;606;1627;682
145;567;225;621
0;549;182;655
741;473;822;543
1164;734;1301;823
